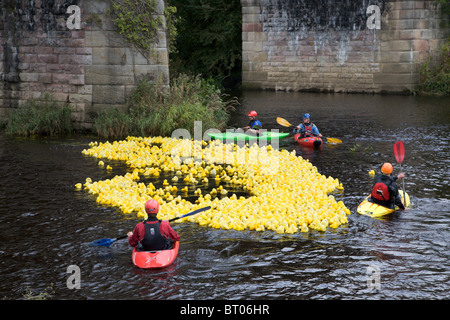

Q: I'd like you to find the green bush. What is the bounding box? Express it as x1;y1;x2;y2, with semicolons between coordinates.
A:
110;0;162;52
5;94;74;136
109;0;178;57
92;74;236;139
416;37;450;95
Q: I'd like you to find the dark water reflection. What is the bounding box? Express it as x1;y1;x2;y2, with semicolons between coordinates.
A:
0;91;449;300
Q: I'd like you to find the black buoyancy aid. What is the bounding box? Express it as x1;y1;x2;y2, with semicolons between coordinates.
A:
249;119;262;129
140;220;167;251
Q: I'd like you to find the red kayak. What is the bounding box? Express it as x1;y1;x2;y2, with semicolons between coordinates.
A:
132;241;179;269
294;134;322;147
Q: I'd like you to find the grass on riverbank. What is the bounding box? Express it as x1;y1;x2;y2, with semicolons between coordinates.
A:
5;93;74;136
1;74;236;139
92;74;236;139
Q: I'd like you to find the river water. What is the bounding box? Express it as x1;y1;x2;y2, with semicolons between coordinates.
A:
0;91;449;301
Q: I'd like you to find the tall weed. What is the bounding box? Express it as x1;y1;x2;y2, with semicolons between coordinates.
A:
6;93;73;136
93;74;236;139
416;37;450;95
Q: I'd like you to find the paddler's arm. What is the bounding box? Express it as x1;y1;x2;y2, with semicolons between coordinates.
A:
161;221;180;242
127;224;144;247
312;125;322;137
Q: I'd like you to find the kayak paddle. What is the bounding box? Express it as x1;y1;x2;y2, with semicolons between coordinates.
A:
89;206;211;247
393;141;406;206
90;235;128;247
276;117;342;144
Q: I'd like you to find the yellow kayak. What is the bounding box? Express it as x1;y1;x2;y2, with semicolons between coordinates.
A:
357;190;410;218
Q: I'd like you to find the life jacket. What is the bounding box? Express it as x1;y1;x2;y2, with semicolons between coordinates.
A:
140;220;167;251
371;182;391;202
248;119;262;129
302;123;314;137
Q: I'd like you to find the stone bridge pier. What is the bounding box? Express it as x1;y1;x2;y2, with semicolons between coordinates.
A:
0;0;169;129
241;0;449;93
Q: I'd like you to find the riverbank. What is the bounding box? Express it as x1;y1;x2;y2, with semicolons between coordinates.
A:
1;74;236;140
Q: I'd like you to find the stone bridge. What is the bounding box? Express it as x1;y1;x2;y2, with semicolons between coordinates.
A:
241;0;448;93
0;0;448;129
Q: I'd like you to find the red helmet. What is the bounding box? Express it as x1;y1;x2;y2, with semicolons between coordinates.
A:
145;199;159;214
248;110;257;117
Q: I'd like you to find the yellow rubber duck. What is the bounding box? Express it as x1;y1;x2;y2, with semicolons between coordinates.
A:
301;223;309;233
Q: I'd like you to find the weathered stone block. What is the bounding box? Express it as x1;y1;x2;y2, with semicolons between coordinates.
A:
243;71;268;81
69;74;85;85
243;23;263;32
243;41;263;52
93;47;129;65
85;65;135;85
92;85;125;105
373;73;418;85
53;73;70;84
19;73;39;82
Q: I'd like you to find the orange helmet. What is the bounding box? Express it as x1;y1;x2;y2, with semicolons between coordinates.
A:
381;163;393;175
145;199;159;214
248;110;257;117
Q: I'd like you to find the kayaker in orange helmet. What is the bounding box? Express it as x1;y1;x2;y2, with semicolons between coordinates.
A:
369;163;406;210
127;199;180;251
294;113;322;138
242;110;262;134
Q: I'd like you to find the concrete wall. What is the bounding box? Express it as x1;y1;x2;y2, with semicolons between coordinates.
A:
242;0;449;93
0;0;169;129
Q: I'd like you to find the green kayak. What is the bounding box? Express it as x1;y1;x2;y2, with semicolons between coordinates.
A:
207;131;289;142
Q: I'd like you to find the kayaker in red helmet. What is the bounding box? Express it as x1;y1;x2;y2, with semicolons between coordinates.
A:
294;113;322;138
242;110;262;134
369;163;406;210
127;199;180;251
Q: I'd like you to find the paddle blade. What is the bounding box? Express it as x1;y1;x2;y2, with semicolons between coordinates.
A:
393;141;405;164
327;137;342;144
89;238;116;247
276;117;294;128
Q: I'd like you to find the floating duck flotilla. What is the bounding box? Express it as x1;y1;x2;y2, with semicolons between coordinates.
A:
78;136;350;233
